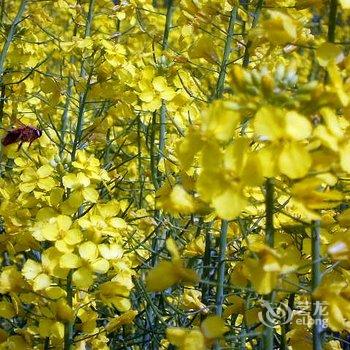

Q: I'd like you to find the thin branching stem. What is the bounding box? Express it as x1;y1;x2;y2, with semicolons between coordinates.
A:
263;178;274;350
311;220;323;350
0;0;28;80
214;7;237;99
215;220;228;317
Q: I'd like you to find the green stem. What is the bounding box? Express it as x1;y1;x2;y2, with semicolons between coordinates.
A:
60;24;78;157
84;0;95;37
265;178;274;247
157;0;173;176
0;0;28;80
157;101;167;184
149;112;159;190
60;69;73;157
214;7;237;99
71;0;95;162
201;226;212;307
328;0;337;43
71;72;92;162
215;220;228;317
162;0;174;50
137;114;144;208
263;178;274;350
64;270;74;350
243;0;264;67
0;0;5;27
311;220;322;350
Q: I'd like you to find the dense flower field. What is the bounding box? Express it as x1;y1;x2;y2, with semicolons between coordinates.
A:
0;0;349;349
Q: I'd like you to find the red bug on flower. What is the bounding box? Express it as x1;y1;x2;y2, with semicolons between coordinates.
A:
1;120;42;150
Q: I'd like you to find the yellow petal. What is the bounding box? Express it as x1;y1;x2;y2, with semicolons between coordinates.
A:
285;111;312;140
98;244;123;260
340;142;350;173
19;182;36;193
22;259;42;280
212;187;247;220
38;177;56;191
254;106;284;141
82;187;99;203
166;238;180;260
60;253;82;269
64;229;83;246
72;267;93;289
279;142;311;179
340;0;350;9
152;76;167;92
200;315;228;340
33;274;51;291
37;164;53;178
90;258;110;274
76;172;90;187
146;261;177;292
316;42;343;67
56;215;72;231
62;174;77;189
79;241;98;261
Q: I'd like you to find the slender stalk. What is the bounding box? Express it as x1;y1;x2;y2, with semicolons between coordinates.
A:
201;226;212;307
137;115;144;208
265;178;274;247
157;0;173;179
0;0;28;80
70;0;95;162
328;0;337;43
71;73;92;162
60;24;78;157
147;4;175;348
157;101;167;184
60;65;73;157
215;220;228;317
80;0;95;77
149;112;159;190
211;8;238;335
214;7;237;99
64;270;74;350
242;0;264;67
150;0;175;259
84;0;95;37
263;178;274;350
0;83;5;128
311;220;322;350
162;0;174;50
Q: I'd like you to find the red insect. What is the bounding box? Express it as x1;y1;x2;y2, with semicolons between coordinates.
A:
2;122;42;150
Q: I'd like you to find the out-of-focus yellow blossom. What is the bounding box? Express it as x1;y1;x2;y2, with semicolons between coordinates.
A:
146;238;199;292
313;274;350;331
167;315;227;350
157;184;196;215
98;281;131;312
243;245;281;295
0;266;26;294
180;288;207;311
254;106;312;179
106;310;138;333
